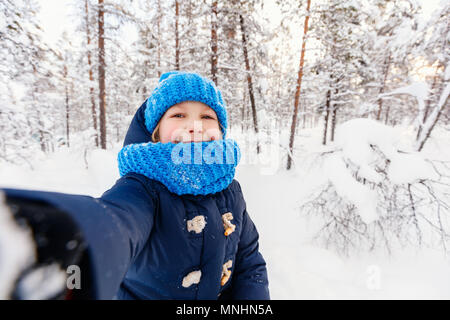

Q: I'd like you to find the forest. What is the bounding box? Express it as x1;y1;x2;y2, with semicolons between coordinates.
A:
1;0;450;299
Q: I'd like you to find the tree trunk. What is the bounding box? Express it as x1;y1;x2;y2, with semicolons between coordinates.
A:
31;64;47;153
98;0;107;149
85;0;98;147
242;84;246;133
63;65;70;148
323;89;331;145
417;83;450;151
384;105;391;125
376;54;391;121
416;63;442;140
417;21;449;143
330;98;337;142
302;96;307;129
157;0;162;78
175;0;180;70
330;84;340;142
287;0;311;170
37;109;46;153
239;13;260;154
210;0;218;85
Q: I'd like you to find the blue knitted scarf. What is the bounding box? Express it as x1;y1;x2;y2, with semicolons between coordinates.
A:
118;139;241;196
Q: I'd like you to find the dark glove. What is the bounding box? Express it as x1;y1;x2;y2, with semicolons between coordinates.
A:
5;196;92;299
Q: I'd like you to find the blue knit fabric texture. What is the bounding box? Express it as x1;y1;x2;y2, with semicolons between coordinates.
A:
118;139;241;195
145;71;228;138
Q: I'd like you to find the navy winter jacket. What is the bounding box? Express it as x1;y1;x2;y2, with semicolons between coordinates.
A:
1;101;270;300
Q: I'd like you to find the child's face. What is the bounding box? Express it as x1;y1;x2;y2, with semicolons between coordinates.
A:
157;101;223;143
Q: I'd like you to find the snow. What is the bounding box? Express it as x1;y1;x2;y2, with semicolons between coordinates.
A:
257;109;270;128
387;153;438;184
323;153;378;224
0;146;120;197
233;123;450;299
381;82;429;120
391;82;429;105
314;118;440;223
1;125;450;299
235;156;450;298
336;118;438;184
392;21;415;48
336;118;399;168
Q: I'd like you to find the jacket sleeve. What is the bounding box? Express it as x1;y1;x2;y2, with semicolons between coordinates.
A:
1;172;157;299
229;209;270;300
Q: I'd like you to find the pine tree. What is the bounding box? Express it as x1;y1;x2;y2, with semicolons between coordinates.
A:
416;4;450;151
0;0;56;164
287;0;311;170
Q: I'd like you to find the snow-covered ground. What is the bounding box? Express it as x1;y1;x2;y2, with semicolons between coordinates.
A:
1;123;450;299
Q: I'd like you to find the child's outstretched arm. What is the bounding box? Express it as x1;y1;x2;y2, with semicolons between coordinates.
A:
1;172;157;299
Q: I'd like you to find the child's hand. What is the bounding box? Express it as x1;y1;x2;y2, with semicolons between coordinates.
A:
0;191;36;299
0;191;87;299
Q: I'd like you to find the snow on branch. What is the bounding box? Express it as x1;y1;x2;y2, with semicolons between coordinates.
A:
379;81;429;124
300;119;450;256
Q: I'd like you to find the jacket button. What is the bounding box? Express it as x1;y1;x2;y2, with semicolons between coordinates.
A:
221;260;232;286
182;270;202;288
187;215;206;234
222;212;235;236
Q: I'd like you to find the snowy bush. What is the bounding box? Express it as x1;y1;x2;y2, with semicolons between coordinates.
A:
301;119;450;256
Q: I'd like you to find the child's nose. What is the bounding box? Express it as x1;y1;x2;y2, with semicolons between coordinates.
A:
188;129;203;136
187;120;203;134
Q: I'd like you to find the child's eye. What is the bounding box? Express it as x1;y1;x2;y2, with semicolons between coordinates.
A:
202;115;215;120
172;114;184;118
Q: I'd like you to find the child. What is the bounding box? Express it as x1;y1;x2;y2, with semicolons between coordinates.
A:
1;71;269;300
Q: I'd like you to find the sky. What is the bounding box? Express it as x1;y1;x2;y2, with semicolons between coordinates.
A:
39;0;138;47
38;0;445;47
39;0;73;45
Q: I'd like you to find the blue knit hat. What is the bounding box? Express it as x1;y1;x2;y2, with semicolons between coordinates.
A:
145;71;228;138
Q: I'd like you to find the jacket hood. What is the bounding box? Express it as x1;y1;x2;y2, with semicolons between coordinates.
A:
123;100;152;147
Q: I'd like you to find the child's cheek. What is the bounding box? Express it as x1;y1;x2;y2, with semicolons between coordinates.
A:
206;121;223;140
159;122;176;143
160;121;186;143
204;126;222;141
